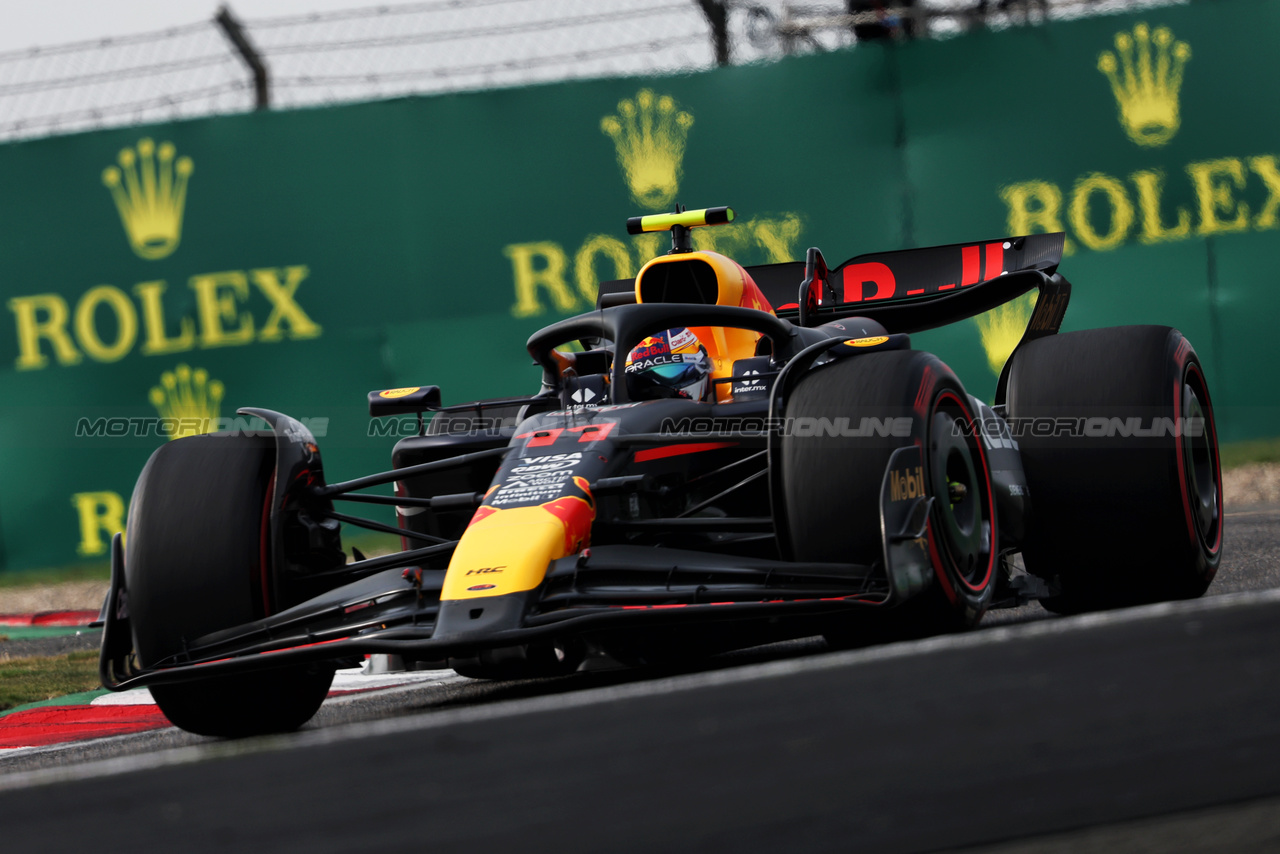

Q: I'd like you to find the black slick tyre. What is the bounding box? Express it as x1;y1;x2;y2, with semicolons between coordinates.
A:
125;433;334;737
1006;325;1222;612
781;350;998;639
148;668;334;739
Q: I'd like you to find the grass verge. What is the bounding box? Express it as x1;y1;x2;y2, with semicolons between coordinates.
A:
0;650;101;712
1221;437;1280;471
0;561;110;589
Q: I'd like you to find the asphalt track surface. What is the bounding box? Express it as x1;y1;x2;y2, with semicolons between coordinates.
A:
0;506;1277;853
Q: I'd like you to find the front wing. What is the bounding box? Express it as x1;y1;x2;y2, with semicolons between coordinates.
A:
99;447;934;689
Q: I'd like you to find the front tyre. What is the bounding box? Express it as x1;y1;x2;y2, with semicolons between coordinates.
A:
125;433;334;737
780;350;998;636
150;668;334;739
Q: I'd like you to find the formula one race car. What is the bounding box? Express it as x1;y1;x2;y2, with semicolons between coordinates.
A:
99;207;1222;737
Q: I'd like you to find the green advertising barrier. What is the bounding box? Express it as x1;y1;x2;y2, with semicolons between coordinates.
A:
0;0;1275;573
896;1;1280;429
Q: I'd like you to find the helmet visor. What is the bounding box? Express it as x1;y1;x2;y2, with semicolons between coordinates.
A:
643;360;705;388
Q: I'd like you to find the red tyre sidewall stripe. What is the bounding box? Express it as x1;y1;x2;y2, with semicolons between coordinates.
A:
927;389;997;599
926;509;956;603
1174;359;1222;555
1203;361;1224;554
1172;352;1194;549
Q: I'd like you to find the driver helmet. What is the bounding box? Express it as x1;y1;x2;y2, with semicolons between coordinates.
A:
624;328;713;402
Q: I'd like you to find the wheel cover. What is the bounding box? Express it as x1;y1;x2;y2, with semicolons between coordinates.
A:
1180;368;1222;554
931;411;981;564
927;392;995;594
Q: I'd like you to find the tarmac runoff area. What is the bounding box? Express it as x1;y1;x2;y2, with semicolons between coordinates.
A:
0;504;1274;852
2;585;1279;781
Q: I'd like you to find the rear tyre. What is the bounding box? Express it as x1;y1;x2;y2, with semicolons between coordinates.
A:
126;433;335;737
1006;325;1222;612
781;350;998;640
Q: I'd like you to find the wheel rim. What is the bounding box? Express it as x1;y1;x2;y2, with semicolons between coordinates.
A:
1181;371;1221;552
928;394;994;591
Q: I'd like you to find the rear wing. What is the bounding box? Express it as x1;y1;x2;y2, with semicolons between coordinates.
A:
597;232;1066;335
794;232;1065;333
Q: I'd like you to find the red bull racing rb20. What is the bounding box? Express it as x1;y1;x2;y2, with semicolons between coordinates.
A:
99;207;1223;737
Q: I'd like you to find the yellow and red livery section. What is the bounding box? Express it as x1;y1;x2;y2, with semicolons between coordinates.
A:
440;477;596;602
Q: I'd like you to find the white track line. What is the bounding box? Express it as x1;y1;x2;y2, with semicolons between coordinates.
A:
89;688;154;706
329;667;461;693
3;586;1279;792
83;669;463;708
1225;508;1280;518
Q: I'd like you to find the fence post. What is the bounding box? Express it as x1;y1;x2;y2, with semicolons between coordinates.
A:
695;0;731;66
215;4;270;110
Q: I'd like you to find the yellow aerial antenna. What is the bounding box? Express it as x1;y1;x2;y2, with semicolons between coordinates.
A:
626;205;735;253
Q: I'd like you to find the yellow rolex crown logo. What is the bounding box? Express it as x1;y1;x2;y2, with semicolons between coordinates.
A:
1097;23;1190;148
975;292;1037;377
601;89;694;211
149;364;224;440
102;138;194;260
